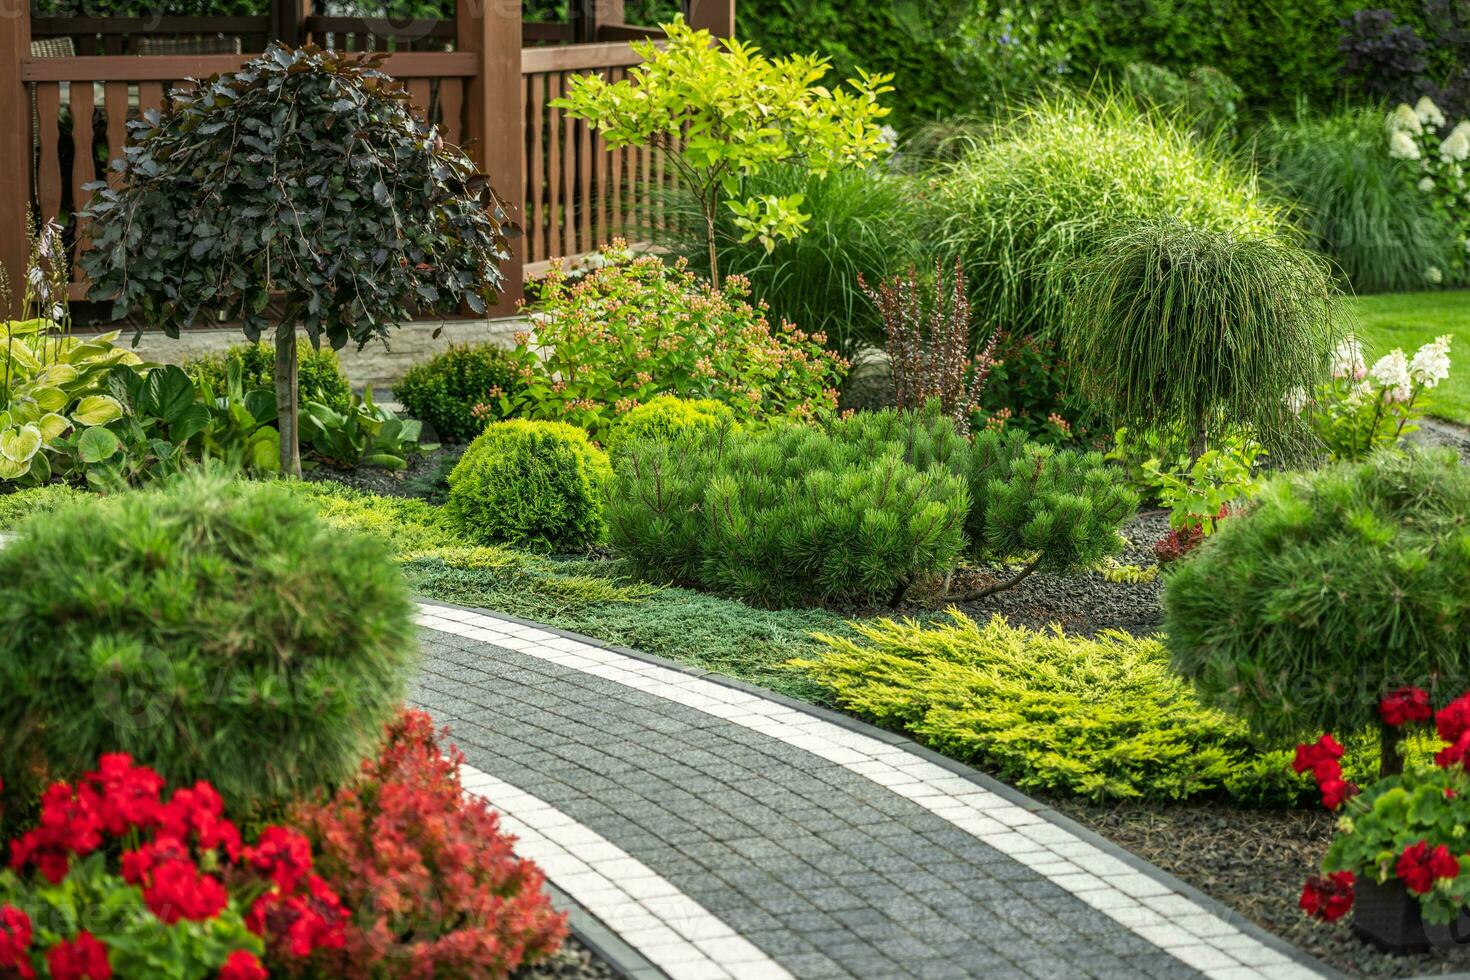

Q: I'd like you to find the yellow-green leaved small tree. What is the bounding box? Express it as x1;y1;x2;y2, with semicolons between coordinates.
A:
553;17;894;284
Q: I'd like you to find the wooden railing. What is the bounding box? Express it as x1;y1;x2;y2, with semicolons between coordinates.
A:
2;0;736;319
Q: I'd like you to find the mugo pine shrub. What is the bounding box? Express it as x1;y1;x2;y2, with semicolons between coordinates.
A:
448;420;612;552
1165;449;1470;764
958;428;1138;598
0;470;417;813
608;408;970;607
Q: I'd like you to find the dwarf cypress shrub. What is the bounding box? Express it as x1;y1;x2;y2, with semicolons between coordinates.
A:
609;408;970;607
448;420;612;553
0;471;416;814
603;396;735;460
1165;448;1470;744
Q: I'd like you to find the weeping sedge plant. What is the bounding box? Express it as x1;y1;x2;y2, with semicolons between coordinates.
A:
1064;218;1338;457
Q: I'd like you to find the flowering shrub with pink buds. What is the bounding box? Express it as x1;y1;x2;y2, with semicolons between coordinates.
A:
0;755;346;979
1298;690;1470;927
1292;333;1453;461
513;242;846;439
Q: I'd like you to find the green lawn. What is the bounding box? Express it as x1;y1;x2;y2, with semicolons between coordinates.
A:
1349;289;1470;424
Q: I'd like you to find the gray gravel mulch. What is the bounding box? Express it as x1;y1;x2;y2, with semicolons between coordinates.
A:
513;935;621;980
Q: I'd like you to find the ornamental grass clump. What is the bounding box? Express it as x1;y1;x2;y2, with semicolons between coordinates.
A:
447;420;612;553
1165;448;1470;774
928;93;1286;339
0;470;417;814
608;407;970;607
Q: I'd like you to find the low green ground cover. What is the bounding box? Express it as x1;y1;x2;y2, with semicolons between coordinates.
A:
1350;290;1470;424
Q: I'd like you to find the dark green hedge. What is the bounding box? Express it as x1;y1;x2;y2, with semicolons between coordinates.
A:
738;0;1433;123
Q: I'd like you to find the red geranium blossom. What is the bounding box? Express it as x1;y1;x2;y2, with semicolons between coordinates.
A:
217;949;267;980
157;782;241;862
1300;871;1355;921
1379;687;1433;727
243;826;313;893
1396;841;1463;894
140;858;230;925
0;905;34;979
1318;776;1359;810
247;874;346;958
1436;695;1470;769
9;782;105;884
1292;735;1345;774
85;754;164;835
45;932;110;980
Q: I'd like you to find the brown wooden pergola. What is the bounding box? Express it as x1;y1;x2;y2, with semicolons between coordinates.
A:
0;0;734;314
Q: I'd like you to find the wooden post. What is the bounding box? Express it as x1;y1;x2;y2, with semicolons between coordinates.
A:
0;0;30;312
458;0;523;310
686;0;734;37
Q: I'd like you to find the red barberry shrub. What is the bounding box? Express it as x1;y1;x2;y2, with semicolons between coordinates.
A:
291;710;566;978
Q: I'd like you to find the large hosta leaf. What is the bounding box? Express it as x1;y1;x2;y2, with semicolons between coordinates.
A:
36;412;69;442
77;425;122;463
72;394;125;426
0;424;42;463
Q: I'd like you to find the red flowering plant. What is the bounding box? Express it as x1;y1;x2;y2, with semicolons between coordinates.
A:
289;710;566;979
0;754;345;978
1298;691;1470;927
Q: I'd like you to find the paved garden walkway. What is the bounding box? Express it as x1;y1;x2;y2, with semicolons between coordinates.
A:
412;601;1333;980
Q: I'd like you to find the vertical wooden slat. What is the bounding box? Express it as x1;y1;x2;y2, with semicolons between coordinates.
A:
70;80;97;266
137;80;164;115
578;105;592;253
104;81;128;180
439;75;463;147
561;79;576;257
546;72;561;263
35;84;64;229
0;2;31;300
407;78;430;121
528;72;545;264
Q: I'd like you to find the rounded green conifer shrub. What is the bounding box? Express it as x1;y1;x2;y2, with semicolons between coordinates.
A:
448;419;612;552
392;343;523;444
1164;448;1470;742
603;396;735;459
0;470;416;814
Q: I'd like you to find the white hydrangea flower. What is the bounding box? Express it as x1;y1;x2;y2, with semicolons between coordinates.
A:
1409;334;1452;388
1442;122;1470;162
1419;176;1436;192
1390;130;1421;160
1389;103;1424;135
1426;266;1444;284
1415;96;1446;129
1284;386;1308;415
1330;337;1366;379
1371;349;1415;402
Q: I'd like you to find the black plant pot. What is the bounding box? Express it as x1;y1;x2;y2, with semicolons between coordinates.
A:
1354;878;1470;954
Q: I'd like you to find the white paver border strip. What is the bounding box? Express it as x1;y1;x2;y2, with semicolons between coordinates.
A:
460;763;794;980
423;603;1328;980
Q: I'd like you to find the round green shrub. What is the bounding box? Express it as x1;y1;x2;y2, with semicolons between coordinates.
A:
1164;448;1470;743
604;396;735;459
392;343;522;444
928;93;1287;340
448;420;612;552
184;340;352;412
0;470;416;813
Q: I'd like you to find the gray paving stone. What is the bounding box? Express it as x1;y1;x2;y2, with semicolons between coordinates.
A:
412;631;1213;980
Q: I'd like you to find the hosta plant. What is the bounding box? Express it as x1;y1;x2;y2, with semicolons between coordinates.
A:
512;243;845;439
299;388;434;471
1296;334;1453;461
1297;690;1470;927
0;753;347;979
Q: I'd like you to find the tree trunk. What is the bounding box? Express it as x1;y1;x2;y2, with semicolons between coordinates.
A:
1380;720;1405;779
274;327;301;478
